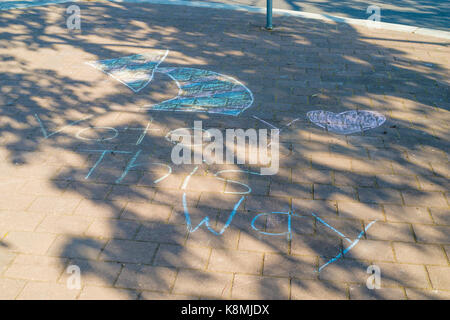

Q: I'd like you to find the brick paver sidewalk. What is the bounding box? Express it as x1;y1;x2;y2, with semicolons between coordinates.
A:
0;1;449;300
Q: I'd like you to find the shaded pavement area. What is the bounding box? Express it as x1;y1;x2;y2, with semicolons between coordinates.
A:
0;1;449;299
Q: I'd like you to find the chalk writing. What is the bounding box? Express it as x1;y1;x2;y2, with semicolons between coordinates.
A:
251;209;378;271
35;113;92;139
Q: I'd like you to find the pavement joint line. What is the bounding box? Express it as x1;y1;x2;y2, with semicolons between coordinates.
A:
1;0;449;40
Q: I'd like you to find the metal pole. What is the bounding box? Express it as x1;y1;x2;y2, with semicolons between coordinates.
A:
266;0;273;30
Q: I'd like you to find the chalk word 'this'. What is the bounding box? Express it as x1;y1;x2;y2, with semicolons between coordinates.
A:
168;121;279;175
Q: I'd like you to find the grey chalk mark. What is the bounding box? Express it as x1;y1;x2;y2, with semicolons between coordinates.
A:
307;110;386;135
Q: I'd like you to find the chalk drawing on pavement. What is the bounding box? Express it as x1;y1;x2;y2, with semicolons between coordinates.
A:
87;52;254;116
307;110;386;134
144;67;254;116
86;50;169;93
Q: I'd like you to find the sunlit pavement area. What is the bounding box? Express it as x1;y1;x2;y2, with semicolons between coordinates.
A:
0;1;449;300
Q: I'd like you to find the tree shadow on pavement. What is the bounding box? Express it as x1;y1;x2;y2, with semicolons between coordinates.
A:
0;1;449;299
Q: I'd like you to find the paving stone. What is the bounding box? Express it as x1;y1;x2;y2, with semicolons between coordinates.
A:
292;170;332;185
405;288;450;300
121;202;172;222
115;264;177;292
393;242;448;266
244;195;289;213
186;227;240;249
270;182;312;199
426;266;450;291
27;196;81;215
334;172;376;187
74;200;126;218
0;194;36;211
36;215;93;235
366;222;415;242
391;162;434;176
417;176;449;192
344;239;395;262
4;231;56;255
264;253;317;279
375;174;420;190
375;262;431;289
208;249;263;274
140;291;199;300
402;190;448;207
413;224;450;244
85;219;140;240
79;286;139;300
59;259;123;287
319;259;372;283
154;244;210;269
291;234;342;259
100;240;158;264
47;235;107;260
19;179;68;196
238;230;290;254
311;156;351;171
348;284;406;300
291;279;347;300
337;202;384;221
232;274;290;299
314;217;364;239
314;185;356;201
17;282;80;300
430;208;450;225
0;278;26;299
383;204;433;223
4;255;67;282
107;185;155;202
358;188;403;205
292;199;338;218
0;211;45;232
135;223;188;245
173;269;233;298
352;160;393;174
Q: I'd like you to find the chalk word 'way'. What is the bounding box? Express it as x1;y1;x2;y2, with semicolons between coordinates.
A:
181;166;378;272
87;50;254;116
